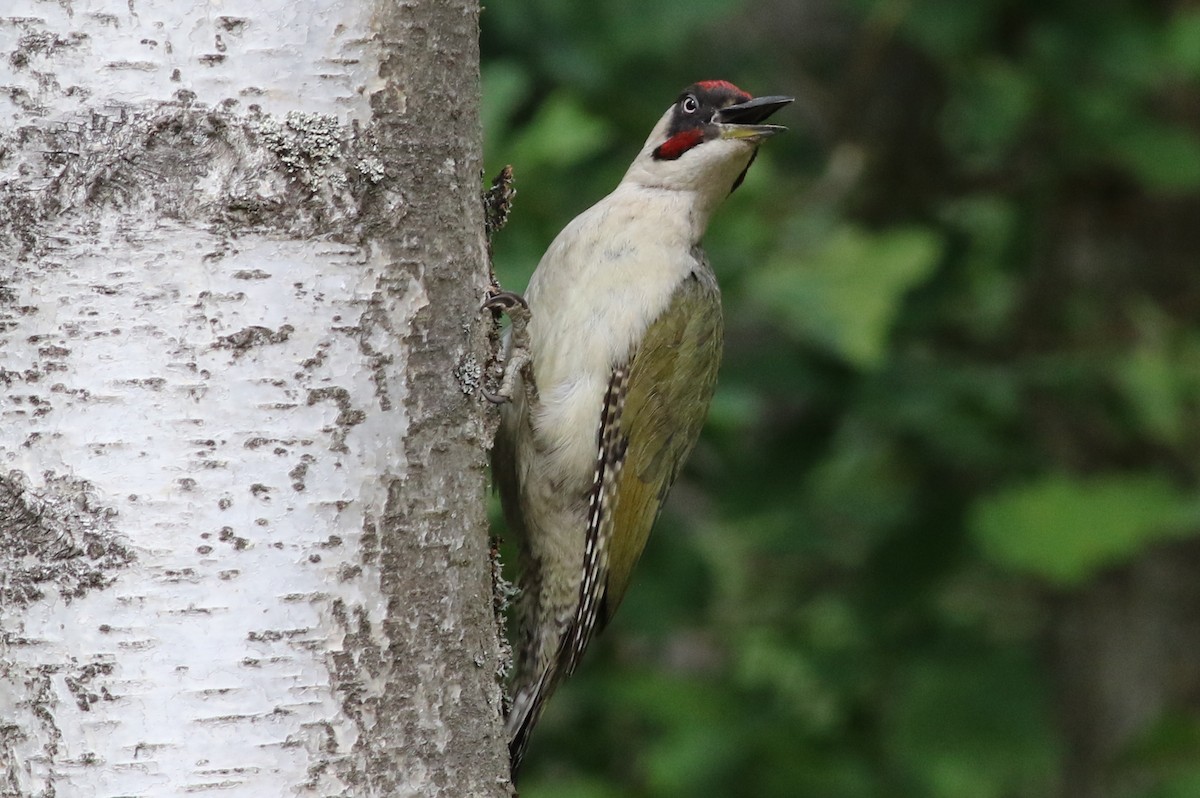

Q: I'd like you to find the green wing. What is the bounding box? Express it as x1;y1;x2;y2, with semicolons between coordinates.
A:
603;270;723;619
564;267;722;671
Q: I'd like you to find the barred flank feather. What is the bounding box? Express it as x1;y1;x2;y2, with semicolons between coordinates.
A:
567;365;629;674
509;366;629;773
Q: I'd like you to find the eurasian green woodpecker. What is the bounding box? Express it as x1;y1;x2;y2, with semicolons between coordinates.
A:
487;81;792;773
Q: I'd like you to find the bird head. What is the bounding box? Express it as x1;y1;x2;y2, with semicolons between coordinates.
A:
623;80;793;197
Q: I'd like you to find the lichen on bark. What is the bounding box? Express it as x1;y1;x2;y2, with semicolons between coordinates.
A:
0;470;133;607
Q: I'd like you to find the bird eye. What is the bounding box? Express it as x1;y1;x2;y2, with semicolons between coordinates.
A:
681;95;699;114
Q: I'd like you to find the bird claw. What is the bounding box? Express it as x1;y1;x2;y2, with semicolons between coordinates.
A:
480;289;529;315
481;290;533;404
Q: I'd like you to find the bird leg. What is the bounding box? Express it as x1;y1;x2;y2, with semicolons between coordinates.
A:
481;290;534;405
483;165;516;244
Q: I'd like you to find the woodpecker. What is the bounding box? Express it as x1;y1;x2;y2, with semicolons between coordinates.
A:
487;81;792;774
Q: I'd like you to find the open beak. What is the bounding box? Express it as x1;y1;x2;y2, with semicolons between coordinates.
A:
716;95;794;142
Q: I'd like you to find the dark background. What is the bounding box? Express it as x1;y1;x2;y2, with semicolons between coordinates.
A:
482;1;1200;795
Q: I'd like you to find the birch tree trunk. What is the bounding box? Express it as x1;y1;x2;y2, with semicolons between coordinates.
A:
0;1;511;795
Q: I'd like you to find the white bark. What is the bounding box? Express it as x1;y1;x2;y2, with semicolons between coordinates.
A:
0;2;508;796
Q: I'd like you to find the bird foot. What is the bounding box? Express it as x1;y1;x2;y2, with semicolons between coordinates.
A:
481;290;533;405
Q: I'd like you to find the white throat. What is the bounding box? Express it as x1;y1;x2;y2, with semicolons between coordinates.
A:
616;106;758;241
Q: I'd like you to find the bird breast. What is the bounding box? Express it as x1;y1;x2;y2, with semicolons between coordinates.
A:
523;185;701;489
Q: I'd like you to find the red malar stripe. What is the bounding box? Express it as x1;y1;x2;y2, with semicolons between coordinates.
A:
654;128;705;161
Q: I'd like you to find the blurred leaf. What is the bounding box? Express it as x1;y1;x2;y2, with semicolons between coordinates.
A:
704;383;763;434
863;356;1024;472
481;60;533;159
939;197;1021;340
1121;711;1200;771
736;627;842;734
1166;9;1200;77
1097;19;1168;90
893;0;999;59
643;719;736;796
802;421;915;562
521;777;625;798
598;0;731;54
885;650;1059;798
971;474;1200;585
509;91;616;169
1136;773;1200;798
1109;121;1200;193
1122;713;1200;798
1117;306;1189;445
749;225;943;369
941;59;1035;170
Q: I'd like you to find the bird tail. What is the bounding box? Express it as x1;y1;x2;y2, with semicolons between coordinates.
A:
506;658;560;778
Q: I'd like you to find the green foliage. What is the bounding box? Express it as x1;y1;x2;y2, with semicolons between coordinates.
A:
506;91;616;170
1107;713;1200;798
941;60;1036;170
1116;304;1200;446
1166;10;1200;76
971;473;1199;585
482;0;1200;794
885;650;1059;797
748;224;943;368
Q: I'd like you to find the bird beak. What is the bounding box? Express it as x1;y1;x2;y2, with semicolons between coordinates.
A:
716;95;794;142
